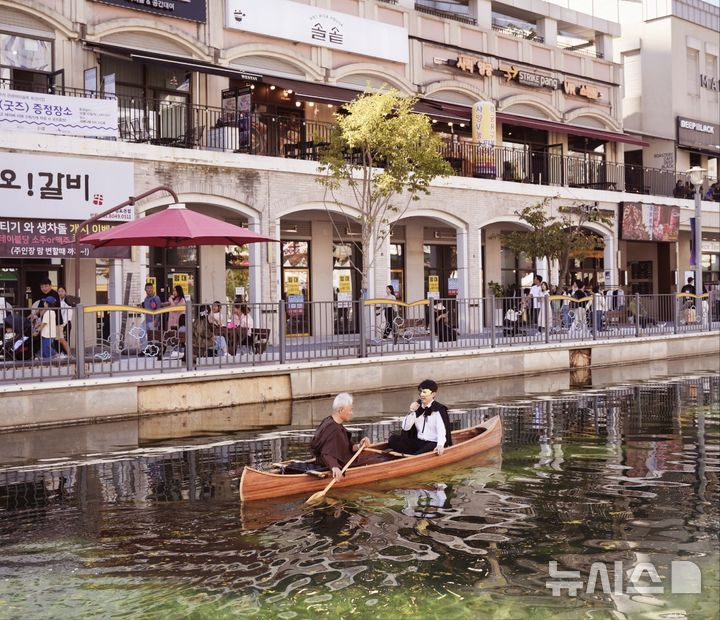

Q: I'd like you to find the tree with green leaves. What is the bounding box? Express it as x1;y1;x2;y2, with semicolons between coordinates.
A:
497;198;613;289
317;89;452;296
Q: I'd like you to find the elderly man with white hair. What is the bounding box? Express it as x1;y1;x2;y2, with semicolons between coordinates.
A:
311;392;370;480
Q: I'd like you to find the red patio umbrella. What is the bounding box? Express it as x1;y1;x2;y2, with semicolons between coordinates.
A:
80;203;278;248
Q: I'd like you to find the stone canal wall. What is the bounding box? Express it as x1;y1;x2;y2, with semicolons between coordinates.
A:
1;332;717;432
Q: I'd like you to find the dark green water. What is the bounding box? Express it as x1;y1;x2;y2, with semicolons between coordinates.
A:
0;373;718;619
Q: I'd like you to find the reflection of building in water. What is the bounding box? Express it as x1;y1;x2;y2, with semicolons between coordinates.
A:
399;486;450;518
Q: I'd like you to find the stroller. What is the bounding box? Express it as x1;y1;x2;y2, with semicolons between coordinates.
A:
3;315;35;361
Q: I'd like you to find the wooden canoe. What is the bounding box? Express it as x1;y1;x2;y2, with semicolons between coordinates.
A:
240;415;502;502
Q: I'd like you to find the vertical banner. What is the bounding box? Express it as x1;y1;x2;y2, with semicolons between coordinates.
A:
472;101;496;145
84;67;97;96
690;217;696;266
104;73;116;99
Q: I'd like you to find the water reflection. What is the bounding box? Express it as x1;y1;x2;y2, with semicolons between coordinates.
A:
0;372;718;619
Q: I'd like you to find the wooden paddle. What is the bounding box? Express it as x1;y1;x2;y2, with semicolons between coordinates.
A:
305;444;366;505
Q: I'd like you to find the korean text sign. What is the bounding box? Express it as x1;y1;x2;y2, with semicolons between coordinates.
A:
0;217;130;260
226;0;409;63
0;153;134;221
0;89;119;138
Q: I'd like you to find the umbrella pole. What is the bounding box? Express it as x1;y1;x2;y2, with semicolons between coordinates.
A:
73;186;179;301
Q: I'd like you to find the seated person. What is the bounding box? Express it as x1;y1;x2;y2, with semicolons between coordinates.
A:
388;379;452;455
435;303;457;342
310;392;369;480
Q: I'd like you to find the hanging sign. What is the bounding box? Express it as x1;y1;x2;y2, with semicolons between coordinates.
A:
472;101;496;145
95;0;207;23
0;89;119;138
0;153;134;221
226;0;409;63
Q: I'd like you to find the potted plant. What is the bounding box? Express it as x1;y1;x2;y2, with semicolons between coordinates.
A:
488;281;505;298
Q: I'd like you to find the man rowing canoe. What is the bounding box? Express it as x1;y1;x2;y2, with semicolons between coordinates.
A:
311;392;370;480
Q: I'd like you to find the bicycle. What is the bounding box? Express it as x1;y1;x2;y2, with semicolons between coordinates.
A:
372;312;413;344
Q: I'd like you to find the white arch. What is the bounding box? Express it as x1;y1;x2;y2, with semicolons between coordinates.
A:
498;95;563;122
423;80;488;104
564;106;622;133
92;22;211;59
136;193;261;223
0;1;76;38
392;208;467;231
333;63;416;95
275;201;363;221
224;44;325;81
478;215;533;230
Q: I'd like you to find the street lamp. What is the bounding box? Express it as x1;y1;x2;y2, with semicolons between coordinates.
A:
686;166;705;321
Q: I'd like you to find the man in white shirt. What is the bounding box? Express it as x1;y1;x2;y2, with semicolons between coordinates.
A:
387;379;452;455
529;275;542;327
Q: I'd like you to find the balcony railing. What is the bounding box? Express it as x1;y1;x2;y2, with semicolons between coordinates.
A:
3;80;714;199
415;3;477;25
491;24;544;43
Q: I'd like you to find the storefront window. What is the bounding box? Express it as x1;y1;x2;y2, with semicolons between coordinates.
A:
282;241;310;335
424;244;457;298
226;244;249;301
332;243;355;334
96;261;109;304
150;247;198;302
500;247;533;292
0;34;51;71
390;243;405;300
702;240;720;285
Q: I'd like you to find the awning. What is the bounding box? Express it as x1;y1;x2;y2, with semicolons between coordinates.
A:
259;76;362;104
83;41;263;81
414;100;472;124
497;112;649;146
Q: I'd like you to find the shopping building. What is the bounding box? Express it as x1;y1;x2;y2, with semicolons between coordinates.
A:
1;0;718;338
614;0;720;290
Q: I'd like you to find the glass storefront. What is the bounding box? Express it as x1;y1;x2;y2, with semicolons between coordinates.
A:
332;242;357;335
282;240;310;335
226;244;249;302
150;247;198;302
500;247;534;293
390;243;405;301
0;32;53;91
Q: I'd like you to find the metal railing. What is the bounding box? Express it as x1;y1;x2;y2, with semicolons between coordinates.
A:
491;24;545;43
1;294;717;384
415;2;478;25
3;79;716;198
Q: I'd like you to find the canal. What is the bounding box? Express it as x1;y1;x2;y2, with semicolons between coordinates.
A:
0;367;718;619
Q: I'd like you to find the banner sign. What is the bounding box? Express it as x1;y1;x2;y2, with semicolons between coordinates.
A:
620;202;680;242
95;0;207;23
0;217;130;259
226;0;409;63
472;101;496;145
677;116;719;153
0;89;119;138
0;153;134;221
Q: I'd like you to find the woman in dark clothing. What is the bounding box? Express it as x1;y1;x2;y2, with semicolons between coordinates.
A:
435;303;457;342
